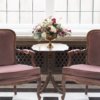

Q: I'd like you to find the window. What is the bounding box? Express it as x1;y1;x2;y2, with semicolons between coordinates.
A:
55;0;100;24
0;0;45;24
54;0;100;36
0;0;100;36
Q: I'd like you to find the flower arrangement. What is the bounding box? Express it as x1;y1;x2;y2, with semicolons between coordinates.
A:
32;16;71;41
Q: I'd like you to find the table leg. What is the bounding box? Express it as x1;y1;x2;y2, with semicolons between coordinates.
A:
40;74;50;93
40;52;63;93
50;75;63;94
40;73;62;94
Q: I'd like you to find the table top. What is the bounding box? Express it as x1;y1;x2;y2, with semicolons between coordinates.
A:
31;43;69;52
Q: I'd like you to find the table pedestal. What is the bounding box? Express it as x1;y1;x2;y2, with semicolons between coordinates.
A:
40;73;62;94
32;43;69;94
40;52;62;94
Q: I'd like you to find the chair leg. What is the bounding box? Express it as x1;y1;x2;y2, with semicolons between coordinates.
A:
37;78;41;100
14;85;17;95
85;85;88;95
61;78;66;100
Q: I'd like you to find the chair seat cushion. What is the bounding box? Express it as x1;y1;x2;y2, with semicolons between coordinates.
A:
0;64;40;80
62;74;100;85
62;64;100;80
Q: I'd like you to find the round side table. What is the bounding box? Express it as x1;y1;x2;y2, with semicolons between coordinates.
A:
31;43;69;93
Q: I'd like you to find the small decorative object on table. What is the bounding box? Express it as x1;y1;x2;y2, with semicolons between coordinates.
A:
32;16;71;48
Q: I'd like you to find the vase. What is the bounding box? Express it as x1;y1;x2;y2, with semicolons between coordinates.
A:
46;34;57;48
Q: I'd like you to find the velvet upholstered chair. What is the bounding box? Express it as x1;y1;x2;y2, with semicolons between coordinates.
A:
0;29;41;100
61;30;100;100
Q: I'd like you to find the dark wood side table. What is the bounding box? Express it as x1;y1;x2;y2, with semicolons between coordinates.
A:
31;43;69;94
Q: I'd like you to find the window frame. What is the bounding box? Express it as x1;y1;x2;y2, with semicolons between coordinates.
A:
0;0;100;36
0;0;45;24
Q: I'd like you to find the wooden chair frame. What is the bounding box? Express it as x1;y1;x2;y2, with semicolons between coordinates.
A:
61;30;100;100
0;29;41;100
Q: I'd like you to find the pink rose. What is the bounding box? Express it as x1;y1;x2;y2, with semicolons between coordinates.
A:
32;31;34;33
68;30;71;33
48;27;51;31
56;29;59;33
44;19;47;21
41;27;46;32
61;31;66;35
37;29;40;32
65;28;68;31
49;16;52;19
60;17;62;19
42;25;45;27
52;18;56;23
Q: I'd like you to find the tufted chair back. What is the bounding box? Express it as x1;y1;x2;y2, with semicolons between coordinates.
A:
0;29;16;66
87;30;100;66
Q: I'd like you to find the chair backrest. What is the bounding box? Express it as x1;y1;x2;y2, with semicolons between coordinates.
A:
0;29;16;66
87;30;100;66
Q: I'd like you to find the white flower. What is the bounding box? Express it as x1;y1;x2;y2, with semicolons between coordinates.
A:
41;32;46;38
37;26;41;29
50;26;57;33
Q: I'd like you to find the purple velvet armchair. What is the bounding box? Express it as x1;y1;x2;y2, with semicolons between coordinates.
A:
61;30;100;100
0;29;41;100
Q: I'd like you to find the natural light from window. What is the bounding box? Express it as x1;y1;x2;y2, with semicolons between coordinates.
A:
0;0;100;36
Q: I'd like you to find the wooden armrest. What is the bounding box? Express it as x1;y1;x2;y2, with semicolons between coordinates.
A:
16;49;35;55
68;49;86;55
67;49;87;67
16;49;36;67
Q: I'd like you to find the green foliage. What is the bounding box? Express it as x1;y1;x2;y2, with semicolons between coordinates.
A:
37;33;42;41
66;32;71;36
33;32;42;41
32;16;71;41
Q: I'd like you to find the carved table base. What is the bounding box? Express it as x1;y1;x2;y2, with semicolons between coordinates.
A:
40;73;62;94
40;52;63;94
32;43;69;94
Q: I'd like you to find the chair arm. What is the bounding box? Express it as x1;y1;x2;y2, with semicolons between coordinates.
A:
67;49;87;67
16;49;36;67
